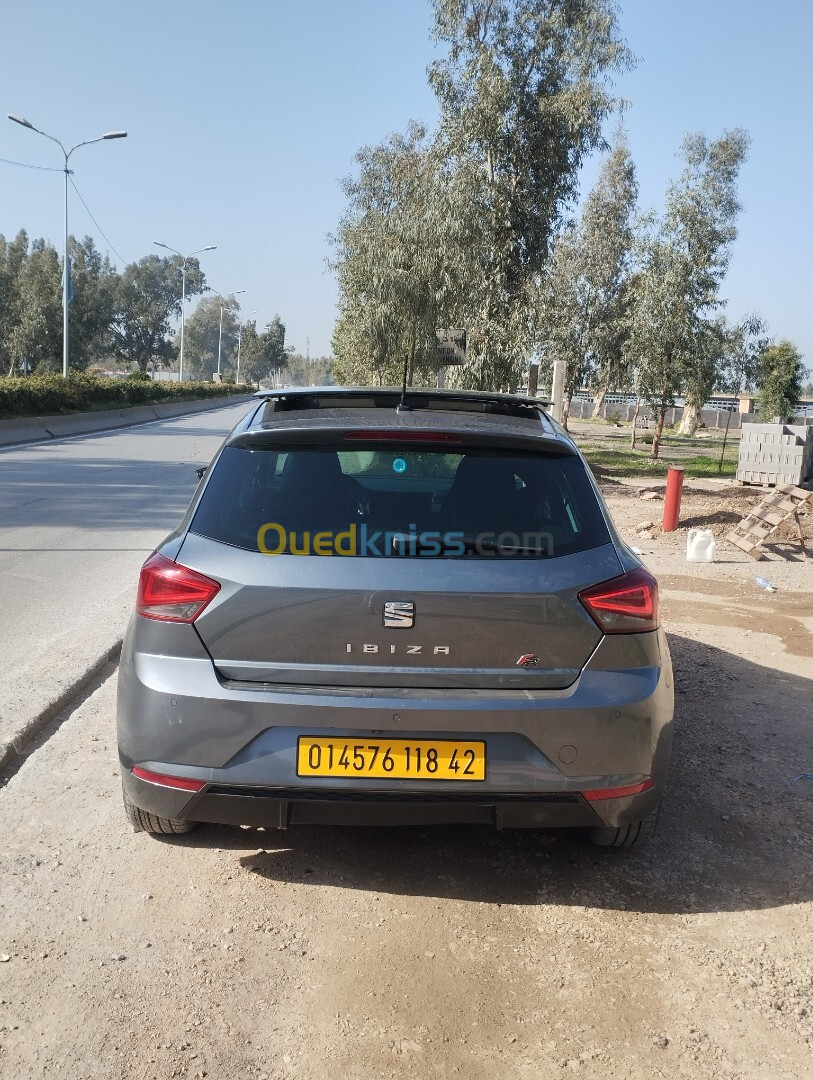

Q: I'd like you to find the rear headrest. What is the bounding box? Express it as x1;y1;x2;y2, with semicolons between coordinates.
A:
280;451;345;488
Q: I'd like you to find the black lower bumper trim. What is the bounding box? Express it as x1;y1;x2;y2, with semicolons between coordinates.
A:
183;788;601;830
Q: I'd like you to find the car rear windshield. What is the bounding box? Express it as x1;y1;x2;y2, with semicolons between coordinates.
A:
189;444;611;559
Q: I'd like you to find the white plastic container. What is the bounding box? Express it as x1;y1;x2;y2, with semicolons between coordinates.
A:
686;528;716;562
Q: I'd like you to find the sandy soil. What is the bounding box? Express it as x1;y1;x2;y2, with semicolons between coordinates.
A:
0;480;811;1080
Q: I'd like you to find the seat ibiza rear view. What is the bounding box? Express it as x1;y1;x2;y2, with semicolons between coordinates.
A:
117;388;673;847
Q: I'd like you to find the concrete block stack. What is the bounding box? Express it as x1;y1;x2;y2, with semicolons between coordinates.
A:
737;424;813;486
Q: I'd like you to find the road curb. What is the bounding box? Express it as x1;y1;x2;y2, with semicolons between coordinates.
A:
0;394;255;449
0;640;123;773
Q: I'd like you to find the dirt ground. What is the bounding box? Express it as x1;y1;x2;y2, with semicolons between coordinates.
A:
1;480;811;1080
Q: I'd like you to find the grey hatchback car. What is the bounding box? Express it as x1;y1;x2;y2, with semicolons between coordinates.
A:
118;387;673;847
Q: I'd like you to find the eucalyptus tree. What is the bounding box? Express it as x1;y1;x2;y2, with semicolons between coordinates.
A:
9;239;62;373
284;352;333;388
429;0;632;390
715;313;768;469
66;236;118;368
630;129;750;455
0;230;28;373
672;130;749;434
235;320;263;385
757;340;805;423
181;293;241;380
110;254;206;372
331;123;444;388
537;137;638;425
262;315;288;377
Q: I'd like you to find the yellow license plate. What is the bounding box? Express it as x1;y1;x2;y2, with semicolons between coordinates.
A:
296;737;486;781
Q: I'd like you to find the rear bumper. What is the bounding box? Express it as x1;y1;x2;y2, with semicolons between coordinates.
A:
117;623;672;831
120;771;616;830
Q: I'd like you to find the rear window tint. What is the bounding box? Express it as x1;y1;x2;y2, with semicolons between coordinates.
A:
189;445;610;558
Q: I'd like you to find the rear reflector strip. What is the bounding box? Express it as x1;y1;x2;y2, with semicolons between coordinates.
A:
343;430;461;443
131;767;206;793
582;778;654;801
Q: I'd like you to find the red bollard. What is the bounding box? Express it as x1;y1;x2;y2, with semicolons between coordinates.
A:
662;465;685;532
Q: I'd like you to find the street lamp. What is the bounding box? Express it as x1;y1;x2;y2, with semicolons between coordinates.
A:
8;114;127;378
153;241;217;382
208;287;245;378
236;310;258;386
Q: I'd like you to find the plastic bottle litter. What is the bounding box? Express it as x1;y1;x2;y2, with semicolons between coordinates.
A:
686;528;716;562
754;576;777;591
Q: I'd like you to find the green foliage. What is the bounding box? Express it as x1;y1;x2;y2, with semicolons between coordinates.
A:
0;231;118;374
181;293;240;380
237;314;288;385
332;1;632;391
717;314;769;396
263;315;288;374
67;236;118;368
11;240;62;373
538;135;638;420
0;232;294;385
283;352;333;387
431;0;632;389
236;321;263;384
331;123;444;388
110;254;207;372
0;372;247;419
627;129;750;455
757;340;805;422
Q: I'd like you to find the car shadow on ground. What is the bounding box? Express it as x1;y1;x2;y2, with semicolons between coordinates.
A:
171;633;812;916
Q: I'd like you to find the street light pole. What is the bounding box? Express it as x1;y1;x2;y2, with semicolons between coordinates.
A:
7;114;126;378
208;288;245;377
153;242;217;381
236;310;258;386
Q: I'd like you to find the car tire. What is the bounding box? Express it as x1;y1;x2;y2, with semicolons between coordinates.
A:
588;806;659;848
123;790;197;836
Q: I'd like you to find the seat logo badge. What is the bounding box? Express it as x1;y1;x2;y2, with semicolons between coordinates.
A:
383;601;415;629
517;654;540;668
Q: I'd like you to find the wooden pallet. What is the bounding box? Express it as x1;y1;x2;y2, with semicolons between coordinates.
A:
726;484;813;560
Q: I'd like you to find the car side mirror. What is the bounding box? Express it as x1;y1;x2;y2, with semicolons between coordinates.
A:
195;466;207;480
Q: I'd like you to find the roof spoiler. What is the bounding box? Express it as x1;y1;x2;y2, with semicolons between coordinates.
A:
253;386;552;411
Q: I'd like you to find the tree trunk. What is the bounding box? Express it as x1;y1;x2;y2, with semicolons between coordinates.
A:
651;400;667;460
630;394;641;449
678;398;700;436
718;405;734;473
591;387;606;418
560;388;573;430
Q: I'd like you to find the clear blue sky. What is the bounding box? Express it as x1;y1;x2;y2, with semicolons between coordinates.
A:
1;0;810;368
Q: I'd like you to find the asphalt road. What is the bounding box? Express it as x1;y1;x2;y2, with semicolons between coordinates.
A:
0;400;254;762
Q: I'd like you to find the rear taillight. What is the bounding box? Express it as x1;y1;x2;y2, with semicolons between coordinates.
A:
578;568;659;634
136;552;220;623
